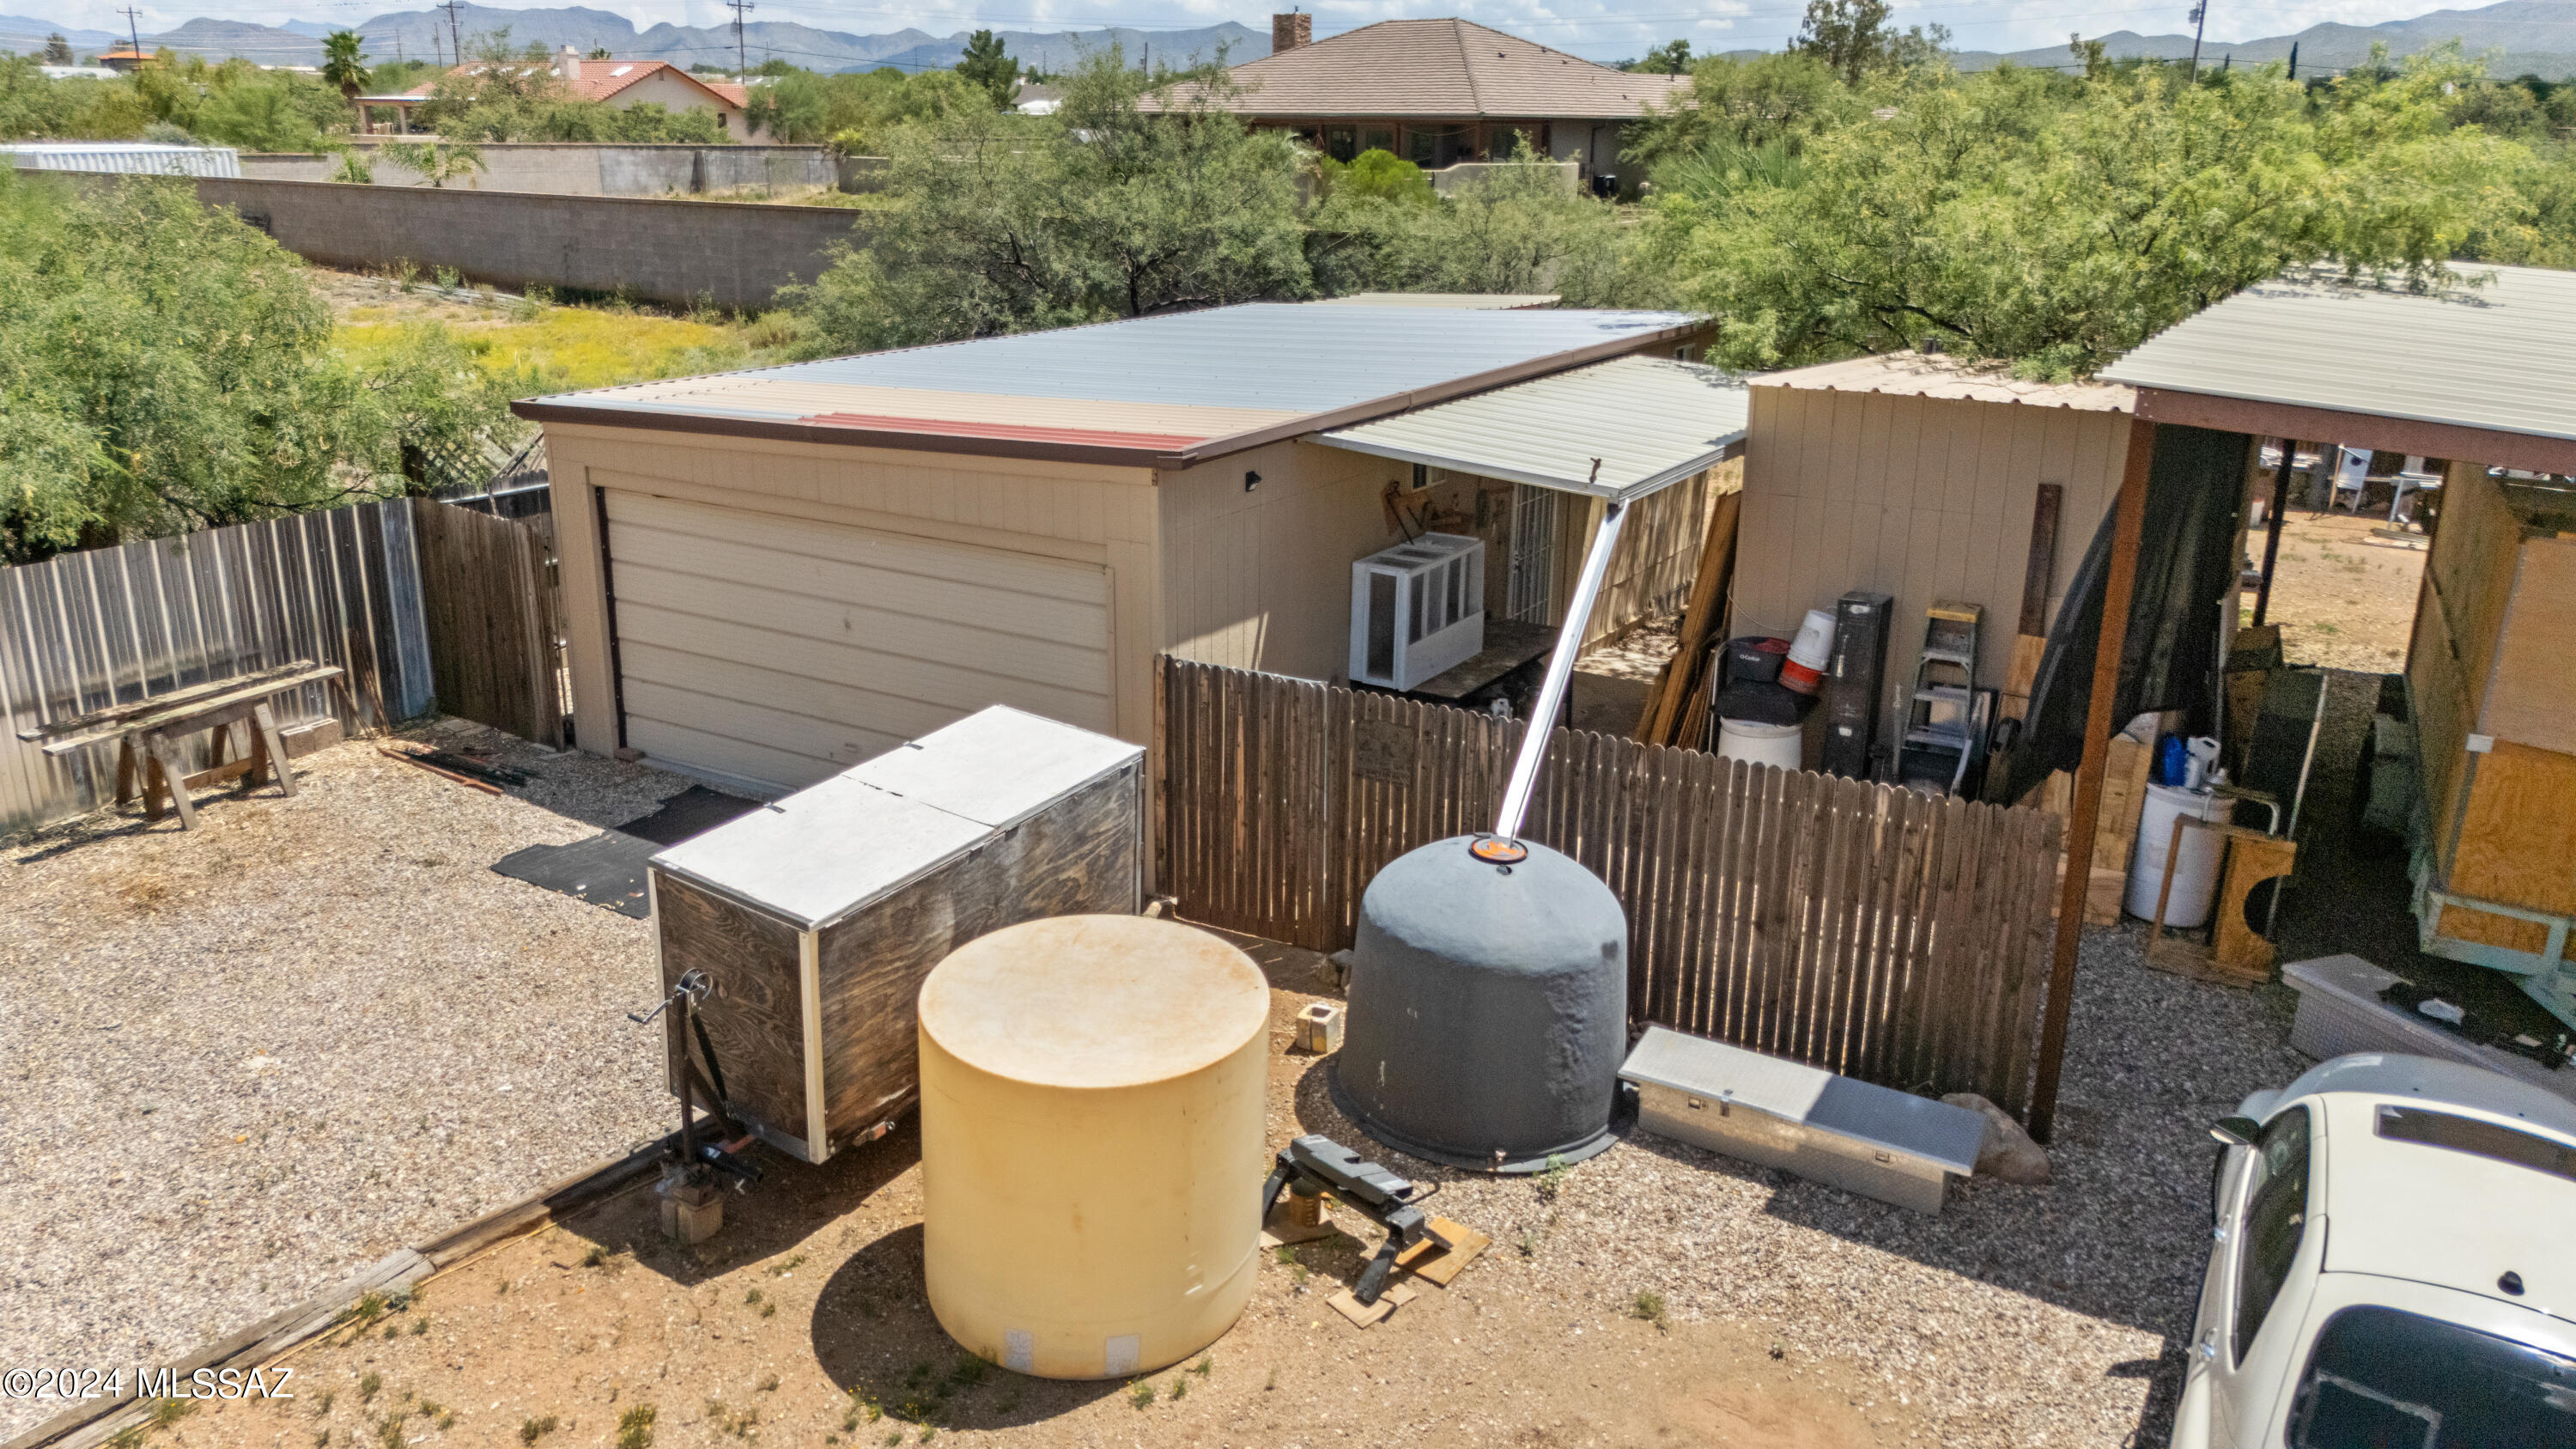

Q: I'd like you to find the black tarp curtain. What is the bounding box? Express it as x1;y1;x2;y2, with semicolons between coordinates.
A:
2003;424;2251;804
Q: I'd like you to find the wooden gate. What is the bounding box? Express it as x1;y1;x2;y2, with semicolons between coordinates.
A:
1157;656;2064;1119
414;501;563;746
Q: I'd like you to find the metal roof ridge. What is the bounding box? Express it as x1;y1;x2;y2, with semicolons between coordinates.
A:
1176;313;1705;466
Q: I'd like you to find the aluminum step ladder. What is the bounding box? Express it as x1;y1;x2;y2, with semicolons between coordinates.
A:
1898;602;1984;795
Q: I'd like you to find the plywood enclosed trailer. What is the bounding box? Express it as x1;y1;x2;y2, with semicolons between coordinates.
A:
647;706;1145;1162
2407;465;2576;1022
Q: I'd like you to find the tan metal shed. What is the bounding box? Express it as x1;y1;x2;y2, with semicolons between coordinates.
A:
1732;353;2137;760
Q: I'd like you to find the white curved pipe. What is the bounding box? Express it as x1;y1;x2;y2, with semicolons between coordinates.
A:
1492;498;1627;842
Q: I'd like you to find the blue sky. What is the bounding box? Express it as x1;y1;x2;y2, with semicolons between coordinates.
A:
47;0;2476;64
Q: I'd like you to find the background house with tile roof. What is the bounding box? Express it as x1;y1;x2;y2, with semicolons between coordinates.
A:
374;46;756;137
1165;15;1688;187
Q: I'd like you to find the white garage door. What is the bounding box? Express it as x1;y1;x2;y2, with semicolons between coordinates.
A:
603;491;1115;793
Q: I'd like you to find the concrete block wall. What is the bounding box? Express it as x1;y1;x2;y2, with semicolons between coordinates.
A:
240;143;844;197
1428;160;1580;196
197;176;869;310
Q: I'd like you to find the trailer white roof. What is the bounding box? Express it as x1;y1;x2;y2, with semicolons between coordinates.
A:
1316;355;1748;502
651;706;1139;929
2102;263;2576;449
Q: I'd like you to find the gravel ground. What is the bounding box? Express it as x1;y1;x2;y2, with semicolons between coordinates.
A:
0;721;714;1440
1259;923;2310;1449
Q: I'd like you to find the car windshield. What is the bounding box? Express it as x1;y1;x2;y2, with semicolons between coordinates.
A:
2287;1306;2576;1448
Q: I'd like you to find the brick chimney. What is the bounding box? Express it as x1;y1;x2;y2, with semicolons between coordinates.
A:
1272;11;1311;52
556;44;581;82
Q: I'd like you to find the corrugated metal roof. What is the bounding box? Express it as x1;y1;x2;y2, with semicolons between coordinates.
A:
1757;352;2134;411
2101;263;2576;444
1318;355;1747;501
3;142;242;178
1313;292;1560;309
517;303;1701;466
1158;18;1691;120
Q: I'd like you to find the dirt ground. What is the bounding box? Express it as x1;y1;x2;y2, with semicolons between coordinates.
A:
2253;507;2426;673
136;910;2312;1449
155;972;1932;1449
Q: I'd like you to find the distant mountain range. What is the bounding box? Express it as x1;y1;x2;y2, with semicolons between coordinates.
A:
0;3;1264;73
1952;0;2576;79
4;0;2572;80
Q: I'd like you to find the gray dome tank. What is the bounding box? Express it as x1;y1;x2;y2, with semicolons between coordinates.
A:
1330;835;1628;1172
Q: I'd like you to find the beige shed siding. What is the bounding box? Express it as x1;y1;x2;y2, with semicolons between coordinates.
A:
1734;386;2130;745
602;491;1114;789
544;424;1158;776
1156;439;1406;683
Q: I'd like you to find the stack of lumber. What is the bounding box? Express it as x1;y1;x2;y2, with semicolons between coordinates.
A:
1634;491;1742;750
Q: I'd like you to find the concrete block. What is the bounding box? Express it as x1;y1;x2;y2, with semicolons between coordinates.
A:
281;718;343;758
1294;1001;1346;1055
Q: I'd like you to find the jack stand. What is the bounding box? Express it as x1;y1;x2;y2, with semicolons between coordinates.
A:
629;969;762;1244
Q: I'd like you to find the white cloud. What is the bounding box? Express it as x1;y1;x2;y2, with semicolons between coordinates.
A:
35;0;2496;64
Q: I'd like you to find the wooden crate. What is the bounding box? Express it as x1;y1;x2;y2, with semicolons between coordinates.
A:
2406;465;2576;1020
649;707;1144;1163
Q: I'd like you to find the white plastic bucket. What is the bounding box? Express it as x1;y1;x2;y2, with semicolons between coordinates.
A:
1780;609;1836;694
2126;782;2227;928
1717;717;1803;771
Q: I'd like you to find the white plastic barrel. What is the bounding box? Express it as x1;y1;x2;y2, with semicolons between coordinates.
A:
1717;717;1803;771
2125;782;2227;928
1780;609;1836;693
918;916;1270;1379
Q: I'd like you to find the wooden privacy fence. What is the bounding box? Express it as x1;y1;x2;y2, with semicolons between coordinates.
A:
0;499;434;836
413;500;566;748
1157;656;2065;1120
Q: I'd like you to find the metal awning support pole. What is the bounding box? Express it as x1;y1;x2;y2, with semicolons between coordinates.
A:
1492;498;1628;843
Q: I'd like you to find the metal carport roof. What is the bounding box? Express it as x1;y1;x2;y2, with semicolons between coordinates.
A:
2099;262;2576;474
1314;355;1748;502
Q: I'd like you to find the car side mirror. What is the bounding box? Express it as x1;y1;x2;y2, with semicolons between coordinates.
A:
2209;1116;2263;1148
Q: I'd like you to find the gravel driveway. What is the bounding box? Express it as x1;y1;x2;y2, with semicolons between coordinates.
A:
0;722;712;1440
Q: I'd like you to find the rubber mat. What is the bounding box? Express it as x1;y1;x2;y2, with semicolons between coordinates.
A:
489;788;763;917
490;831;659;918
614;785;764;846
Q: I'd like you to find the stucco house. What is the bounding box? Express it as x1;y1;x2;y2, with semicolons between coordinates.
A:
369;47;755;136
1163;14;1688;186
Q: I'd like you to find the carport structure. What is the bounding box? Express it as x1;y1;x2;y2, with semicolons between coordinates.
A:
2029;264;2576;1135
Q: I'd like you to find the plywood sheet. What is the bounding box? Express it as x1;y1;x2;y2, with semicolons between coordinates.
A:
2480;537;2576;755
2449;741;2576;919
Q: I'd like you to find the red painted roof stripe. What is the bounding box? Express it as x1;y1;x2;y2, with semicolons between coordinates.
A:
797;411;1209;450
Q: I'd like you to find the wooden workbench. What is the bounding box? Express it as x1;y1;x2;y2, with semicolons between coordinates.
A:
18;661;346;830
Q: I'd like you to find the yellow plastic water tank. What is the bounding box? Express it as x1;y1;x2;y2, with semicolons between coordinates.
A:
917;914;1270;1379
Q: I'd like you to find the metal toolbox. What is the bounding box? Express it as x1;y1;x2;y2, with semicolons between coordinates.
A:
1619;1026;1985;1214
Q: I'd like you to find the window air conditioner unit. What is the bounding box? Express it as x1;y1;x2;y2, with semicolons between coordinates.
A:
1349;533;1485;691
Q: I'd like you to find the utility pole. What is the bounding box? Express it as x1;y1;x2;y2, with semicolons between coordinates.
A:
2185;2;2208;82
726;0;752;76
440;0;462;65
117;5;142;58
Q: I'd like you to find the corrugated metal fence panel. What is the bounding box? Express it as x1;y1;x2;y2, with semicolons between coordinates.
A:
0;498;430;837
1155;654;2064;1122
